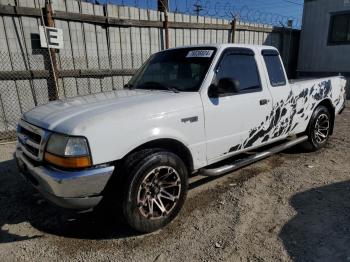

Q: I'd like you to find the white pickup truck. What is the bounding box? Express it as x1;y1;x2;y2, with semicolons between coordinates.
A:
15;44;347;232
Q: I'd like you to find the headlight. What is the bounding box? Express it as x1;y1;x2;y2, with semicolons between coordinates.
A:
44;134;92;169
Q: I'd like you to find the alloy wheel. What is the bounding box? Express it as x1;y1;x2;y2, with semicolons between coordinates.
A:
314;113;330;144
137;166;181;219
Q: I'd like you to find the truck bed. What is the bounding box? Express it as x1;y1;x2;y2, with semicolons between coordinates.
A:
289;76;347;135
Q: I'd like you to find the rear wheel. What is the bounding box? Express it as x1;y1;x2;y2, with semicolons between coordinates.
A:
122;150;188;233
303;105;331;151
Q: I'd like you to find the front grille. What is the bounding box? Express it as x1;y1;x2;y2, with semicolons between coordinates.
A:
19;140;39;156
18;126;41;143
17;120;48;161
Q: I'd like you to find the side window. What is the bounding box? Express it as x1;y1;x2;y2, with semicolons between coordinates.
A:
216;54;261;93
328;12;350;45
262;50;287;87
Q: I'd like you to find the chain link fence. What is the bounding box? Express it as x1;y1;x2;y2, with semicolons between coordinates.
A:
0;50;142;141
0;0;301;142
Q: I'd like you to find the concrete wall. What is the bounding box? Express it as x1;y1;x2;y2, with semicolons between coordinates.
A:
298;0;350;74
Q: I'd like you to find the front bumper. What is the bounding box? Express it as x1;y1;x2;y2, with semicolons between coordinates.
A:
15;148;115;210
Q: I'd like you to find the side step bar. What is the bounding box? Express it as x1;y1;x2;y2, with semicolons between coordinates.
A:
198;136;308;177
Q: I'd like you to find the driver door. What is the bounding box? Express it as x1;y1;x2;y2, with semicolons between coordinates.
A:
202;48;273;164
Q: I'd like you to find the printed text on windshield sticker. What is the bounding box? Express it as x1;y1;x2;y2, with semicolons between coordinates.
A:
186;50;214;58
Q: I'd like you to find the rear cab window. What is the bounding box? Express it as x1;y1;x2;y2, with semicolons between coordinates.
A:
262;49;287;87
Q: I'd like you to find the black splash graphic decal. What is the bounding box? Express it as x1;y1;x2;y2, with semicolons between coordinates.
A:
281;108;287;117
334;83;346;107
229;144;241;153
227;80;339;154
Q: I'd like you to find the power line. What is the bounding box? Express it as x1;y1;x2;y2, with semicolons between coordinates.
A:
281;0;303;6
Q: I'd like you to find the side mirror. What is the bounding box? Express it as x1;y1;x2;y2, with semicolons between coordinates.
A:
209;78;240;97
218;78;240;94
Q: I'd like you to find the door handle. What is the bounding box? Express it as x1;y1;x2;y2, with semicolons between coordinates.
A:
259;99;269;106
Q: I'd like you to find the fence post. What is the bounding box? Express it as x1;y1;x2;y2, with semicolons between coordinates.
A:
231;17;237;43
44;0;59;101
163;11;169;49
158;0;169;49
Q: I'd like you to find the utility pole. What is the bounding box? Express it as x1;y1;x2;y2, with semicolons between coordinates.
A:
157;0;168;12
193;3;203;16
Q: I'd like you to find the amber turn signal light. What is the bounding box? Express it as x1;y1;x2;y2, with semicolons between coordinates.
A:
44;152;92;169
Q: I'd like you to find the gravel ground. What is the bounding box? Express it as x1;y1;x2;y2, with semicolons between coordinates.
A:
0;103;349;262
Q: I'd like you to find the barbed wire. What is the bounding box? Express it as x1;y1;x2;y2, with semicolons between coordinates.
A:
88;0;302;29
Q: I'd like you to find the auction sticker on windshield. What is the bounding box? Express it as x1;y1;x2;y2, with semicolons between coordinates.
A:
186;50;214;58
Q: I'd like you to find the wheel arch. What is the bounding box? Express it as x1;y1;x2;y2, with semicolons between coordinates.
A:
100;137;194;208
123;138;194;173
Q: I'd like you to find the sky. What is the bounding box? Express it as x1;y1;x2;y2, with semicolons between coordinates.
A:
87;0;304;27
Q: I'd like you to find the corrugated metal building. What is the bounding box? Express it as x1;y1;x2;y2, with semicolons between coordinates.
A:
298;0;350;97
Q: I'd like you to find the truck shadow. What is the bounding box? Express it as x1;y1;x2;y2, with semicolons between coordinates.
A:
0;159;42;243
280;180;350;262
0;142;336;244
1;154;262;243
0;159;141;243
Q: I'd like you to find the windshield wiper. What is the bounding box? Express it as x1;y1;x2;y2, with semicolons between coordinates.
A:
124;83;134;89
135;81;180;93
164;85;180;93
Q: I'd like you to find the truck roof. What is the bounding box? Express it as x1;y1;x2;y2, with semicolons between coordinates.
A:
162;43;278;53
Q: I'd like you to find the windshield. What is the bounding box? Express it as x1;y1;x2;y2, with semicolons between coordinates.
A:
127;47;217;92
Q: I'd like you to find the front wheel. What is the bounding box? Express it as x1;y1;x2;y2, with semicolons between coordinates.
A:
122;150;188;233
303;105;331;151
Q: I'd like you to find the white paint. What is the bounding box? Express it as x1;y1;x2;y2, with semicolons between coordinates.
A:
20;44;347;171
39;26;64;49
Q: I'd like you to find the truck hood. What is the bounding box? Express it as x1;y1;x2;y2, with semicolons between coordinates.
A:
23;89;202;135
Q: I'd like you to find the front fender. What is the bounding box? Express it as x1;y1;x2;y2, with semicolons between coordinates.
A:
85;111;206;167
119;126;192;159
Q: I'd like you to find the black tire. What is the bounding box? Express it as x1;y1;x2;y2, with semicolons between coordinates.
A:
97;149;163;217
303;105;331;151
122;150;188;233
